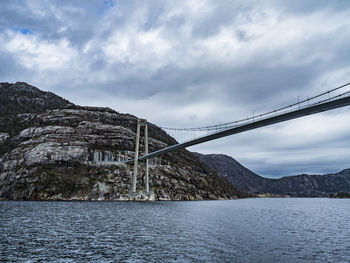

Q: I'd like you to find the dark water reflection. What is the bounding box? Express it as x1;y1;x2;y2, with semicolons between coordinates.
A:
1;198;349;262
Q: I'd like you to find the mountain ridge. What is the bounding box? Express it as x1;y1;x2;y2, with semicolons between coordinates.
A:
194;152;350;197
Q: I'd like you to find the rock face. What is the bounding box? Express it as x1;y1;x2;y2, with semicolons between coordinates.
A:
0;82;245;201
195;153;350;197
0;133;9;144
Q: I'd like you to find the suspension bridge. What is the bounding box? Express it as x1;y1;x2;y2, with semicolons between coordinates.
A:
97;82;350;195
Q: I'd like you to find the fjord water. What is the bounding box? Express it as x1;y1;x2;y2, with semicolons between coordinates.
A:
1;199;349;262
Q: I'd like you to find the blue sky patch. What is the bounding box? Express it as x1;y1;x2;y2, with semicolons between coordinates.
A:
20;28;33;35
99;0;115;15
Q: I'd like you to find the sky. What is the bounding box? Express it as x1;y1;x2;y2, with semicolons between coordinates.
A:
1;0;350;178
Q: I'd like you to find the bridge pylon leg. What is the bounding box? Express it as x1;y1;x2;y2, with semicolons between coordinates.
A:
132;119;141;193
144;123;149;193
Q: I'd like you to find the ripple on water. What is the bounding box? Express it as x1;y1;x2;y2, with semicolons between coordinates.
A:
0;198;349;263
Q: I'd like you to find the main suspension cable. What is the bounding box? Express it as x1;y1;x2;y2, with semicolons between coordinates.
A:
160;82;350;132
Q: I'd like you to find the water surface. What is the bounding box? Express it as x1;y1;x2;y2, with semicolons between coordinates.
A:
1;198;349;262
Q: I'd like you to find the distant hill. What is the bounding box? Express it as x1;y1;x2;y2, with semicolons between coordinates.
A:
193;153;267;193
194;153;350;197
0;82;246;201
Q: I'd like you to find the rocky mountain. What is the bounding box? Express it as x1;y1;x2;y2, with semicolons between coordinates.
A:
193;153;267;193
195;153;350;197
0;82;246;201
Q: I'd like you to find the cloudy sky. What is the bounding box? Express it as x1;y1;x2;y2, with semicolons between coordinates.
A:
1;0;350;178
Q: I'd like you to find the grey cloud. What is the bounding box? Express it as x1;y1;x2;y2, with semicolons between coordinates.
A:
0;0;104;47
190;1;259;38
94;58;321;112
0;51;28;80
0;1;43;29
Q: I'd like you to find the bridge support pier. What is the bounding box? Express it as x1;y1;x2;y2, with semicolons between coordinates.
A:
132;119;141;193
131;119;150;194
145;123;149;193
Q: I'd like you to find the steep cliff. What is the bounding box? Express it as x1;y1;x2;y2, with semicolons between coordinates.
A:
0;82;245;201
195;153;350;197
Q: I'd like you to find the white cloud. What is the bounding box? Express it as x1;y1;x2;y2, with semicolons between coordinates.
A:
1;31;77;71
